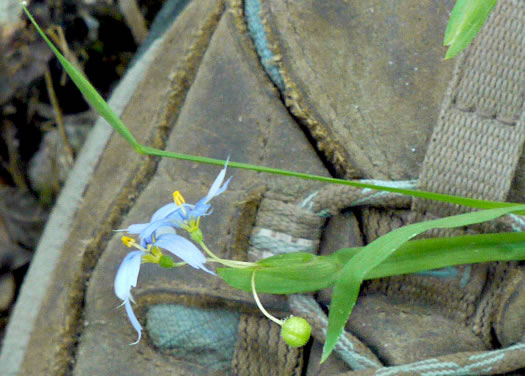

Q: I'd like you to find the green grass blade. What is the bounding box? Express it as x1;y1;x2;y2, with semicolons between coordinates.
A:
337;231;525;279
218;252;340;294
218;232;525;294
444;0;469;46
22;5;140;149
23;4;524;213
321;204;525;362
140;146;522;212
444;0;498;59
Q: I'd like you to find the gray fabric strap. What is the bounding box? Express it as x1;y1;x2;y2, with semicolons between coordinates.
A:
243;0;525;374
232;314;304;375
344;342;525;376
414;0;525;217
351;1;525;375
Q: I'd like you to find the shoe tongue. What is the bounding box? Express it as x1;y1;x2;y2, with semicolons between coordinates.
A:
257;0;454;179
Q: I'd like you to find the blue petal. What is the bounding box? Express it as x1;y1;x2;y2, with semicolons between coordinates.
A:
114;251;144;301
204;159;231;203
130;219;175;247
165;205;191;224
189;200;211;218
151;202;178;222
151;225;177;238
154;234;211;272
210;176;231;200
123;223;149;234
124;298;142;345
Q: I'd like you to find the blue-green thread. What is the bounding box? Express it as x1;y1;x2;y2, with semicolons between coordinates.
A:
244;0;285;90
146;304;240;371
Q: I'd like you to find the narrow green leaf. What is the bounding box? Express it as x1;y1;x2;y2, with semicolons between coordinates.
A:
22;5;140;149
251;252;317;267
136;145;524;212
444;0;469;45
321;205;525;362
444;0;498;59
337;231;525;279
218;232;525;294
24;4;525;213
218;253;339;294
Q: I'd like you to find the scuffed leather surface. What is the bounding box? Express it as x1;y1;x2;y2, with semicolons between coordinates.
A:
263;0;455;179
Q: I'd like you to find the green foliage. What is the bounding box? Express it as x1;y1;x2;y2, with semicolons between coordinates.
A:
22;4;523;214
219;207;525;362
22;7;140;148
322;204;525;362
23;3;524;363
159;254;176;268
444;0;498;59
218;252;339;294
218;232;525;294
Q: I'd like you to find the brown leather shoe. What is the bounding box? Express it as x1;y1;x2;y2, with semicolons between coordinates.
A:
3;0;524;375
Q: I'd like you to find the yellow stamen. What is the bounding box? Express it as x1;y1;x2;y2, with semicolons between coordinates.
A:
173;190;187;215
173;191;185;205
122;236;136;247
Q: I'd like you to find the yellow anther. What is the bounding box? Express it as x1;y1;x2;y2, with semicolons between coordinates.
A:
173;191;186;206
122;236;136;247
173;190;188;216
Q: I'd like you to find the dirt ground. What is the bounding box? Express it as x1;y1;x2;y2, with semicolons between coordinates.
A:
0;0;164;350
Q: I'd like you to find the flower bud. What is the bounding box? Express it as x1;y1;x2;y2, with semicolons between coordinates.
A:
159;254;176;268
281;316;311;347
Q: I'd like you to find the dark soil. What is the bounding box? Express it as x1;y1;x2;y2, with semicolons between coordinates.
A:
0;0;164;350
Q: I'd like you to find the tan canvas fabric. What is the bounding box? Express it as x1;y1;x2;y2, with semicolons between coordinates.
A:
3;0;524;375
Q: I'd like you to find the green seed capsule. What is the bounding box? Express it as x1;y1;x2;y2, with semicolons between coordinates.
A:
159;254;176;268
281;316;312;347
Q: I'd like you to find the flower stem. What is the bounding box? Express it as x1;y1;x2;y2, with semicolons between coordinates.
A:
198;240;256;269
251;271;283;326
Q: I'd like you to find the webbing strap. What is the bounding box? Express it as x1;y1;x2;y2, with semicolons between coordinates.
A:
345;342;525;376
414;0;525;217
237;0;525;373
232;314;304;375
353;1;525;374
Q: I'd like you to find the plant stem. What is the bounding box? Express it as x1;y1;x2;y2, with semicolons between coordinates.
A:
198;240;256;269
251;272;283;326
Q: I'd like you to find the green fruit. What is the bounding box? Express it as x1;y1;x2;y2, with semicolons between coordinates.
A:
281;316;312;347
159;255;175;268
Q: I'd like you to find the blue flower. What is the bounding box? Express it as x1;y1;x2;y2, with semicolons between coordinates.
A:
114;250;144;344
170;159;232;227
114;161;230;342
123;160;231;243
114;233;213;344
152;229;211;272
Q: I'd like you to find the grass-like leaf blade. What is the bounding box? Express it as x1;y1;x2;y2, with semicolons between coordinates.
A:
22;6;140;149
321;204;525;362
218;232;525;294
22;4;525;212
218;252;340;294
444;0;498;59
